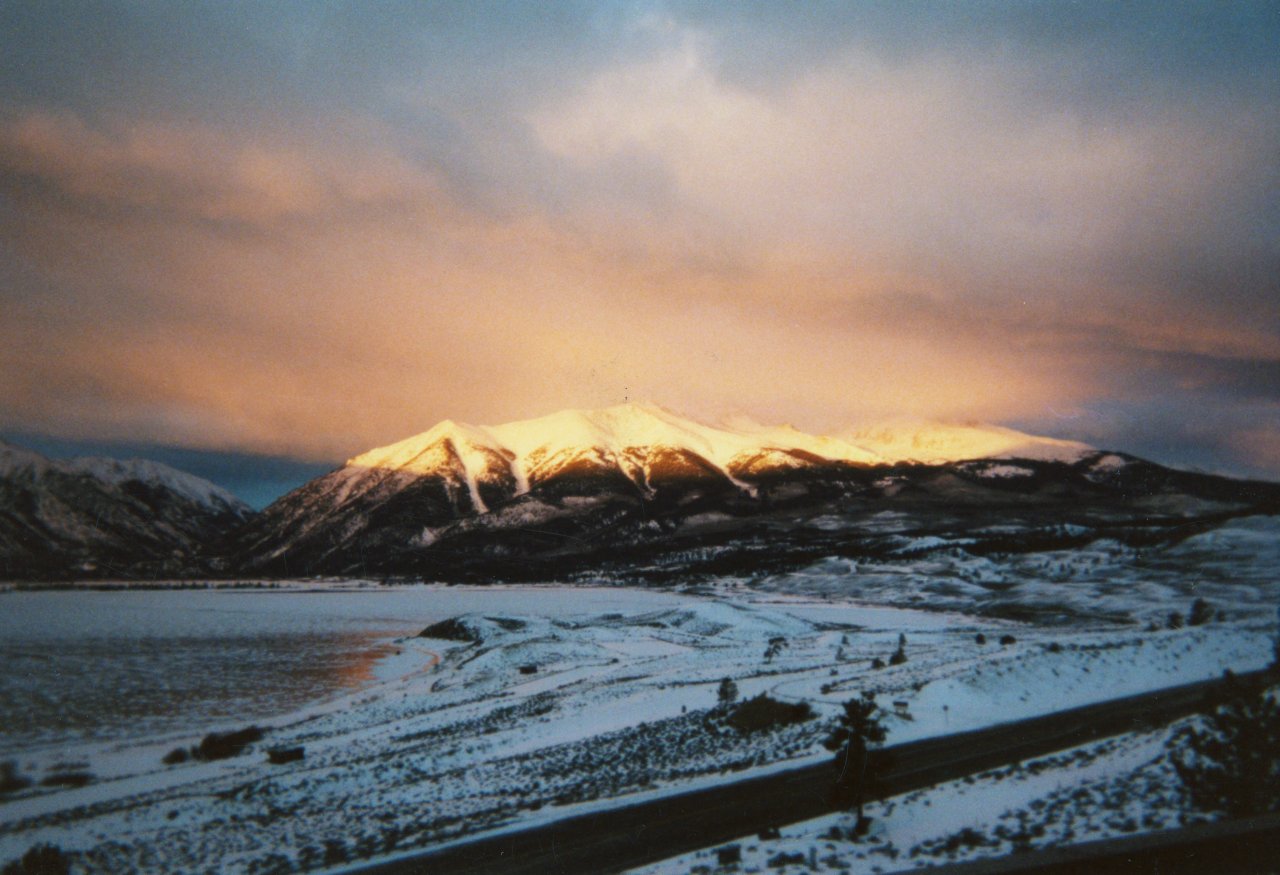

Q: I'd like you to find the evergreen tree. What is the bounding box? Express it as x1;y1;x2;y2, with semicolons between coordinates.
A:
889;633;908;666
824;692;889;822
764;636;787;663
717;677;739;707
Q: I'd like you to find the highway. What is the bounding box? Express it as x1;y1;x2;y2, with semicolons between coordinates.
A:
346;668;1273;875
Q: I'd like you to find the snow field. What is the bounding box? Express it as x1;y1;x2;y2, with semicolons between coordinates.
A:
2;582;1274;874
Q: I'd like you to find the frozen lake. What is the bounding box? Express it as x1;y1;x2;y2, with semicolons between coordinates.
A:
0;585;691;756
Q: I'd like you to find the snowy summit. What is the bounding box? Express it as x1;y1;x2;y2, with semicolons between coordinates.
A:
347;402;1089;500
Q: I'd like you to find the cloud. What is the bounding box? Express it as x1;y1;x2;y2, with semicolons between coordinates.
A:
0;3;1277;481
529;23;1279;313
0;110;440;228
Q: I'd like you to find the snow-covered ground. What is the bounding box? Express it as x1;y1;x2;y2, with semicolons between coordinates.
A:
1;567;1275;874
627;724;1217;875
753;515;1280;627
629;670;1280;875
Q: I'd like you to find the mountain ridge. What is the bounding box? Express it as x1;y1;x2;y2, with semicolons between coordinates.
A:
0;439;253;579
6;405;1278;582
232;403;1280;581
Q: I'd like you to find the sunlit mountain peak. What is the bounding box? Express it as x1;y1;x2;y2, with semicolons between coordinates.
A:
844;419;1093;464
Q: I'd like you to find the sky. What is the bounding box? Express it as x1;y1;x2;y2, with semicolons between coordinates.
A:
1;1;1278;504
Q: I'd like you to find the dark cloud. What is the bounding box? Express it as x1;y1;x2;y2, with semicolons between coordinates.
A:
680;1;1280;99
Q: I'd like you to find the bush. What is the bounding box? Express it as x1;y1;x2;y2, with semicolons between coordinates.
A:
717;677;738;706
194;726;265;761
266;746;305;765
999;634;1017;646
975;633;987;645
0;762;31;795
1170;679;1280;818
163;747;189;765
1;844;70;875
323;839;348;867
1188;598;1213;627
724;694;814;733
1168;611;1185;630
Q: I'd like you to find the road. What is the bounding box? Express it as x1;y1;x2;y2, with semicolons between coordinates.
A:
346;668;1273;875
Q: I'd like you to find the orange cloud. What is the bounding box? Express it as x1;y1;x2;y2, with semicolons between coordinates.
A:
0;110;438;227
1;19;1276;468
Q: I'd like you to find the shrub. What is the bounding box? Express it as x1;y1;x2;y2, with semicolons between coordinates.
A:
193;726;265;761
975;633;987;645
1170;679;1280;818
163;747;189;765
1188;598;1213;627
870;657;885;670
1168;611;1185;630
725;694;814;733
39;772;91;788
1;844;70;875
266;746;305;765
717;677;739;707
323;839;348;867
0;762;31;795
999;634;1017;646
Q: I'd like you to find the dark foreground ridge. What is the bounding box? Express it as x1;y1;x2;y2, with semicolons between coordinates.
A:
342;669;1273;875
890;811;1280;874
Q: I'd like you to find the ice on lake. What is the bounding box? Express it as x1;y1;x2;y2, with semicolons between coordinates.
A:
0;584;693;756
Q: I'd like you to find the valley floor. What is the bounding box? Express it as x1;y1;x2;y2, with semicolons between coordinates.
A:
0;573;1275;874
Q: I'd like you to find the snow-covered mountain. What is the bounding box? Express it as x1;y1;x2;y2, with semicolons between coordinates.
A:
0;440;253;578
234;403;1280;580
843;420;1092;464
349;402;888;505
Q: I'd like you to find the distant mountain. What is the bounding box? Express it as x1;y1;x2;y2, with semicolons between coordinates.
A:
233;403;1280;581
0;440;253;579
